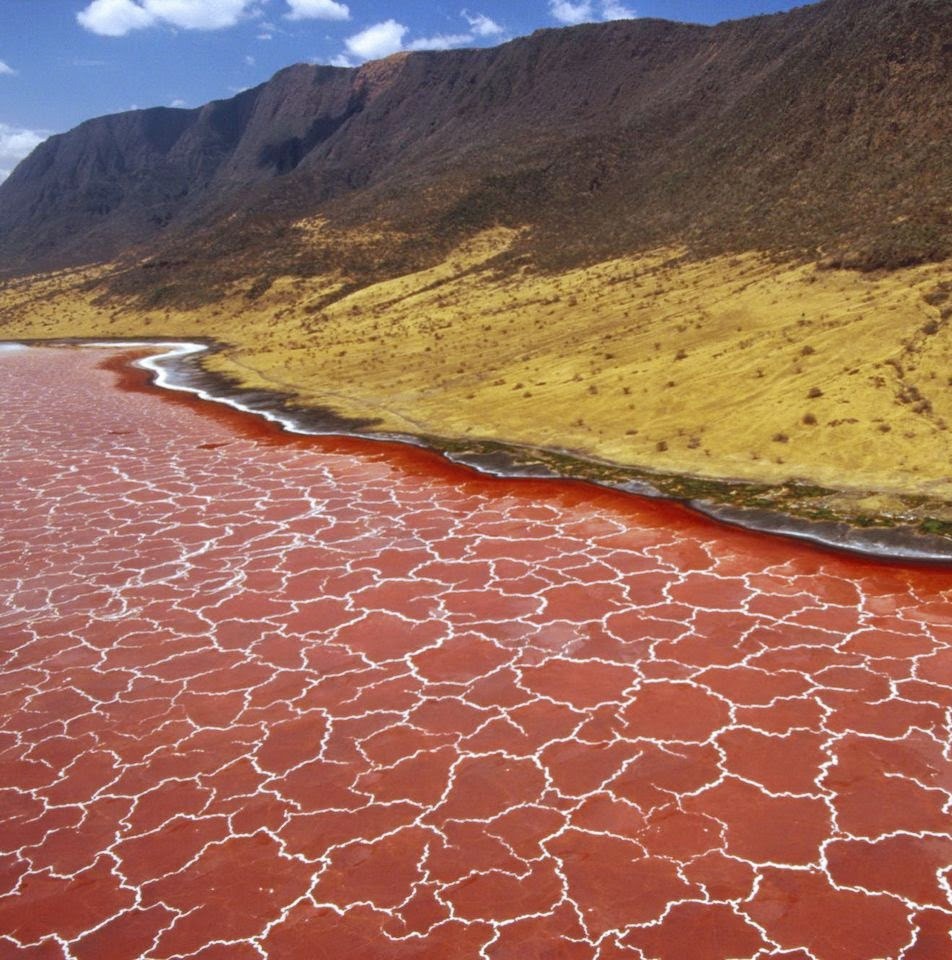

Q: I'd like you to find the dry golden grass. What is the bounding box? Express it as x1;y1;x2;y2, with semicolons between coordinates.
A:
3;228;951;505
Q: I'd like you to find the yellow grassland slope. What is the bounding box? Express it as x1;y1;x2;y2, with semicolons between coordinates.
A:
2;226;951;510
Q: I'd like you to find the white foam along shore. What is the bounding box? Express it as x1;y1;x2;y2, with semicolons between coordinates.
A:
95;339;327;437
0;337;338;432
6;337;432;443
6;338;952;565
86;341;952;566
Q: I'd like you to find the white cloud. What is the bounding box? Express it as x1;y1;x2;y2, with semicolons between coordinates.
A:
170;97;187;107
549;0;593;24
145;0;254;29
77;0;258;36
332;12;505;66
463;11;504;37
77;0;156;35
549;0;635;24
0;60;16;76
0;123;49;183
344;20;408;62
601;0;635;18
285;0;350;21
407;32;473;52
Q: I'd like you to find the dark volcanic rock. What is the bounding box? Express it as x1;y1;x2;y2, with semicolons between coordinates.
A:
0;0;949;279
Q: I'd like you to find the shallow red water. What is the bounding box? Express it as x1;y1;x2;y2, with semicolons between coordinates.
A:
1;346;951;959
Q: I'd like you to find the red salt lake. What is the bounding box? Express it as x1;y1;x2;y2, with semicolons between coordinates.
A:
1;345;951;959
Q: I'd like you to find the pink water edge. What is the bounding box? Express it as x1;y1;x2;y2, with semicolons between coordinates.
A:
1;346;951;960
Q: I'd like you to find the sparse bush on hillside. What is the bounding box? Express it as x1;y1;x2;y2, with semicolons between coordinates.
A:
838;221;950;272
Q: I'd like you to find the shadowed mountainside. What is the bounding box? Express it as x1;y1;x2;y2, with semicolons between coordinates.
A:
0;0;950;294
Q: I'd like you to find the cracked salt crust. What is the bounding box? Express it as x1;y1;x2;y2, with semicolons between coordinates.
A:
0;346;950;959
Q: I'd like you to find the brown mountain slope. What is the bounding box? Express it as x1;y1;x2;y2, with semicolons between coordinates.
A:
0;0;949;290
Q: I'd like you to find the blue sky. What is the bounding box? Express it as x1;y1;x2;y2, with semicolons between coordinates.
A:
0;0;805;180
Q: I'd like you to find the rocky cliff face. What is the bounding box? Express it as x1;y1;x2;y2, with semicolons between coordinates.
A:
0;0;949;281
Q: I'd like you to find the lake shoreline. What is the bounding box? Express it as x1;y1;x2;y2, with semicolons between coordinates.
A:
6;336;952;566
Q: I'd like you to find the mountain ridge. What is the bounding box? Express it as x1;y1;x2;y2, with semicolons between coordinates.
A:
0;0;949;291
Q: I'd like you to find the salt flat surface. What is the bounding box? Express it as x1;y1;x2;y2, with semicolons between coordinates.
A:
1;346;950;959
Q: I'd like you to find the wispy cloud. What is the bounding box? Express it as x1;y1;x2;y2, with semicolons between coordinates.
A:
600;1;636;18
332;10;505;67
285;0;350;21
407;32;473;52
462;11;504;37
255;18;277;40
0;123;50;183
0;60;17;76
549;0;635;25
550;1;591;24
